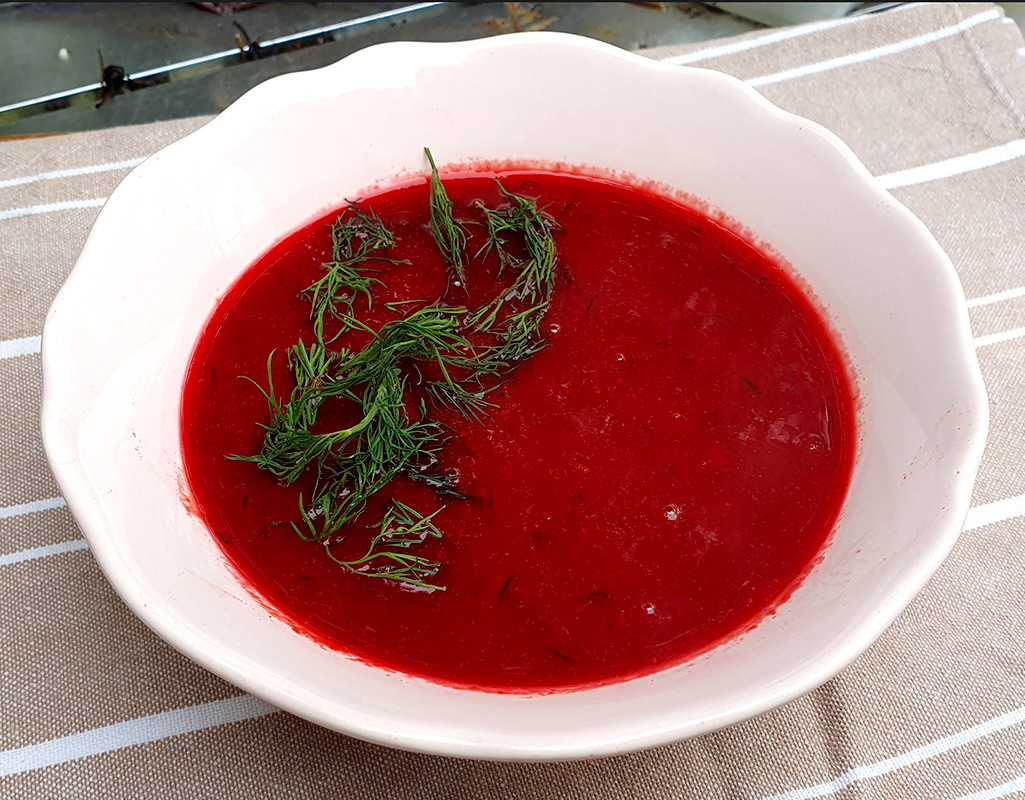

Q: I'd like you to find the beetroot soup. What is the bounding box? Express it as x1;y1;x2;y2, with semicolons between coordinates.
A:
181;165;856;691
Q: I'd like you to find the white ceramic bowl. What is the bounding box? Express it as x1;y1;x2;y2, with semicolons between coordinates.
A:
41;33;988;760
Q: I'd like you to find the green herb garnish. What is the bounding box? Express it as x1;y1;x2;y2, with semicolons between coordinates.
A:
472;181;560;368
425;146;470;285
303;205;409;341
234;149;560;591
325;500;444;591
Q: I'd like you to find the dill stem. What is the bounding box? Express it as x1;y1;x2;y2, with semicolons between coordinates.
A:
339;385;384;439
425;147;469;284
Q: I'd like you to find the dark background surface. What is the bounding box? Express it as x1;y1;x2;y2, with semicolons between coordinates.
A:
1;2;882;135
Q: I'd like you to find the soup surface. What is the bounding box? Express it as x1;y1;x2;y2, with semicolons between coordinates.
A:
181;169;856;691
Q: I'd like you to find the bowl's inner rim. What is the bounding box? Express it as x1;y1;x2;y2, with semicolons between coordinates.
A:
39;32;989;759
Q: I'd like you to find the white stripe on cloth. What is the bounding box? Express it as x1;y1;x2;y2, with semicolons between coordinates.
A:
758;704;1025;800
746;9;1001;88
975;326;1025;348
0;496;66;521
0;159;144;191
0;197;105;222
0;695;277;778
953;775;1025;800
877;137;1025;189
0;539;87;567
660;3;925;66
967;286;1025;309
964;492;1025;531
0;335;40;360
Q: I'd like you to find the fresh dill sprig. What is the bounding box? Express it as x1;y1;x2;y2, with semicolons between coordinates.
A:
325;500;444;591
304;261;382;341
502;186;559;304
228;342;351;484
476;181;559;303
470;182;560;372
331;204;395;260
290;367;444;547
495;302;549;363
474;182;555;285
235;159;564;592
425;147;470;285
304;205;409;340
425;380;498;424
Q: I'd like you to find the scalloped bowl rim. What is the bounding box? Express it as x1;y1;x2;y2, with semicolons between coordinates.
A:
41;33;988;760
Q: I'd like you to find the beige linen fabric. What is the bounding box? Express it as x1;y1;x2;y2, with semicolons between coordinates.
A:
3;3;1025;797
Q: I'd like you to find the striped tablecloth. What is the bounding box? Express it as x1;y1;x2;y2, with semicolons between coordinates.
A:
3;3;1025;797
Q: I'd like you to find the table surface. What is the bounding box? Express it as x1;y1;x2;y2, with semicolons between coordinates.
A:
4;3;1025;798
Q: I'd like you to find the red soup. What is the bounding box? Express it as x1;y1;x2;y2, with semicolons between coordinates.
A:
181;169;856;691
